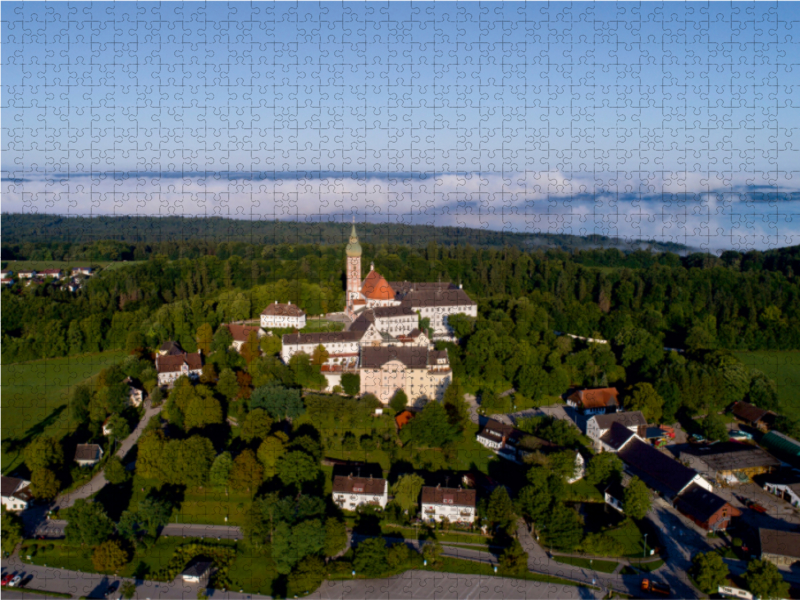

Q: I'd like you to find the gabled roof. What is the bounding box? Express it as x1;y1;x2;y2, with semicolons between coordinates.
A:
680;442;781;472
282;330;364;346
732;401;770;424
159;340;184;355
618;438;699;497
155;352;203;374
182;558;213;577
421;486;476;507
599;422;639;451
332;474;386;495
567;388;620;410
261;302;305;317
397;287;476;308
372;305;416;319
675;483;740;524
759;528;800;560
0;476;31;501
225;323;263;343
361;270;395;300
360;346;447;369
74;444;103;462
477;419;520;444
395;410;416;429
591;411;647;431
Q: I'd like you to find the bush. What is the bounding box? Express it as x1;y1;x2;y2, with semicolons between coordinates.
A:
92;540;130;573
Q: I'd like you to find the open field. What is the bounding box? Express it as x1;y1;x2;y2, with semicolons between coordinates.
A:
1;350;126;472
1;260;145;274
734;350;800;416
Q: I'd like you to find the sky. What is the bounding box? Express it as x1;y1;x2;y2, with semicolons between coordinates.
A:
2;2;800;251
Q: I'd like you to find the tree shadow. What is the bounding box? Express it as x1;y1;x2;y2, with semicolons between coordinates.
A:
95;477;134;520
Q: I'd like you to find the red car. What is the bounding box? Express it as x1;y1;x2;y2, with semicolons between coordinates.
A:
2;573;14;586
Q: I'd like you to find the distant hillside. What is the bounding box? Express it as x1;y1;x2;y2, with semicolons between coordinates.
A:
0;213;691;254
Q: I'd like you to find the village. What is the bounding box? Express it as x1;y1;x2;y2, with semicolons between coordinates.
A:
2;224;800;600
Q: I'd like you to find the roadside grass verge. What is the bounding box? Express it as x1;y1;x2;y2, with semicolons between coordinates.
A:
552;555;619;573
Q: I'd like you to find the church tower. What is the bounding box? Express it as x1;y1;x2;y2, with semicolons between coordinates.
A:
345;220;362;306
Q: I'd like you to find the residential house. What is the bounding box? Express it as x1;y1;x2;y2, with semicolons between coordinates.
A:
181;558;213;583
226;323;266;352
674;483;741;532
260;301;307;329
155;352;203;386
158;340;185;356
760;431;800;469
587;411;647;450
679;442;781;486
759;528;800;568
360;346;451;405
731;401;777;431
38;268;63;280
74;444;103;467
618;438;713;500
604;478;627;513
476;419;585;483
420;485;477;524
124;376;145;407
1;276;14;286
332;474;389;510
565;387;620;415
0;476;33;511
1;269;13;278
17;270;36;279
102;417;113;437
71;266;95;276
597;421;644;453
762;472;800;508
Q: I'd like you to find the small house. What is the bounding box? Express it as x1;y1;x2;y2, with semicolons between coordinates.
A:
17;270;36;279
759;528;800;568
155;352;203;386
158;340;184;356
420;485;477;525
124;377;145;407
260;301;307;329
332;474;389;510
74;444;104;467
565;387;619;415
71;266;95;276
674;484;741;532
225;323;266;352
181;558;213;583
586;411;646;449
0;476;33;512
762;472;800;508
731;401;776;431
38;269;63;280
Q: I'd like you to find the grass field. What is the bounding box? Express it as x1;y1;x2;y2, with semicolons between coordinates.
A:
552;555;619;573
1;350;126;472
734;350;800;416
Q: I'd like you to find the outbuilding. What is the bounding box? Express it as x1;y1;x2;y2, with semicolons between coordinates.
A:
674;483;741;532
74;444;104;467
181;558;213;583
759;528;800;568
679;442;781;486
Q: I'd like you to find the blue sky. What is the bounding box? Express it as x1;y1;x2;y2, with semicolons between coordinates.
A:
2;2;799;250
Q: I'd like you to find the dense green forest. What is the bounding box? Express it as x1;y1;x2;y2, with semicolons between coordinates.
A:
1;213;689;256
3;237;800;366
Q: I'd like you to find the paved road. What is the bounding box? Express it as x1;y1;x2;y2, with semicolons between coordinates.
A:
56;400;163;509
36;520;243;541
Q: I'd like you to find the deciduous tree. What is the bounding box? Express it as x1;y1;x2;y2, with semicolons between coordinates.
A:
240;409;274;443
196;323;214;355
623;477;651;520
746;559;790;600
324;517;348;558
276;450;319;490
691;552;729;594
65;499;115;546
625;382;664;423
228;449;264;493
391;474;424;514
104;456;130;485
353;537;389;577
30;468;60;500
341;372;361;396
23;436;63;473
92;540;129;573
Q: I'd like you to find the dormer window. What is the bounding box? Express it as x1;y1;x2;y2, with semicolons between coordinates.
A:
353;485;364;493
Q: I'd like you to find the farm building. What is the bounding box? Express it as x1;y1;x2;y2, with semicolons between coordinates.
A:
679;442;781;486
760;431;800;469
618;438;712;500
759;528;800;568
674;483;741;532
565;387;619;415
762;472;800;508
730;401;776;431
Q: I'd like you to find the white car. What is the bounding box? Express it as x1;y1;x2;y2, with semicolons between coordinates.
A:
8;575;22;587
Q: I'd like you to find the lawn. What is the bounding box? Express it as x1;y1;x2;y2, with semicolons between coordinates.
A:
552;555;619;573
21;540;95;573
734;350;800;417
228;551;280;596
605;519;647;558
324;448;392;472
104;475;254;526
380;524;492;546
565;479;604;502
1;350;127;472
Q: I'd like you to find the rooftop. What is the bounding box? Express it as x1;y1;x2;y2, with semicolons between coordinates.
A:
675;483;740;524
332;474;386;495
156;352;203;374
591;411;647;430
421;485;476;507
759;528;800;560
618;438;700;498
681;442;781;473
599;422;639;451
568;388;620;410
261;301;306;317
74;444;103;462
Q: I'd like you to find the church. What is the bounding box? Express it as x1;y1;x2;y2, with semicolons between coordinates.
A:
278;222;476;405
344;222;478;337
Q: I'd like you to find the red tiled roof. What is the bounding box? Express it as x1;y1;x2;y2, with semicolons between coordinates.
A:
261;302;305;317
361;270;395;300
226;323;262;342
332;474;386;495
395;410;416;429
421;486;476;507
156;352;203;373
568;388;619;409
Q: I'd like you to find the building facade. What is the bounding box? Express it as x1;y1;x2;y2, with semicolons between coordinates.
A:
1;476;32;511
586;411;647;450
260;301;307;329
226;323;267;352
155;352;203;386
359;346;451;404
332;474;389;510
420;486;477;524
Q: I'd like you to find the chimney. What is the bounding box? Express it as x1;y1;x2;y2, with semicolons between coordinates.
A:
288;300;291;305
370;262;375;271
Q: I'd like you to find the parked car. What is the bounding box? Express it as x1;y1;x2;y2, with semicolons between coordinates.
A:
104;582;119;598
690;433;706;443
729;430;753;440
8;575;22;587
1;573;14;586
